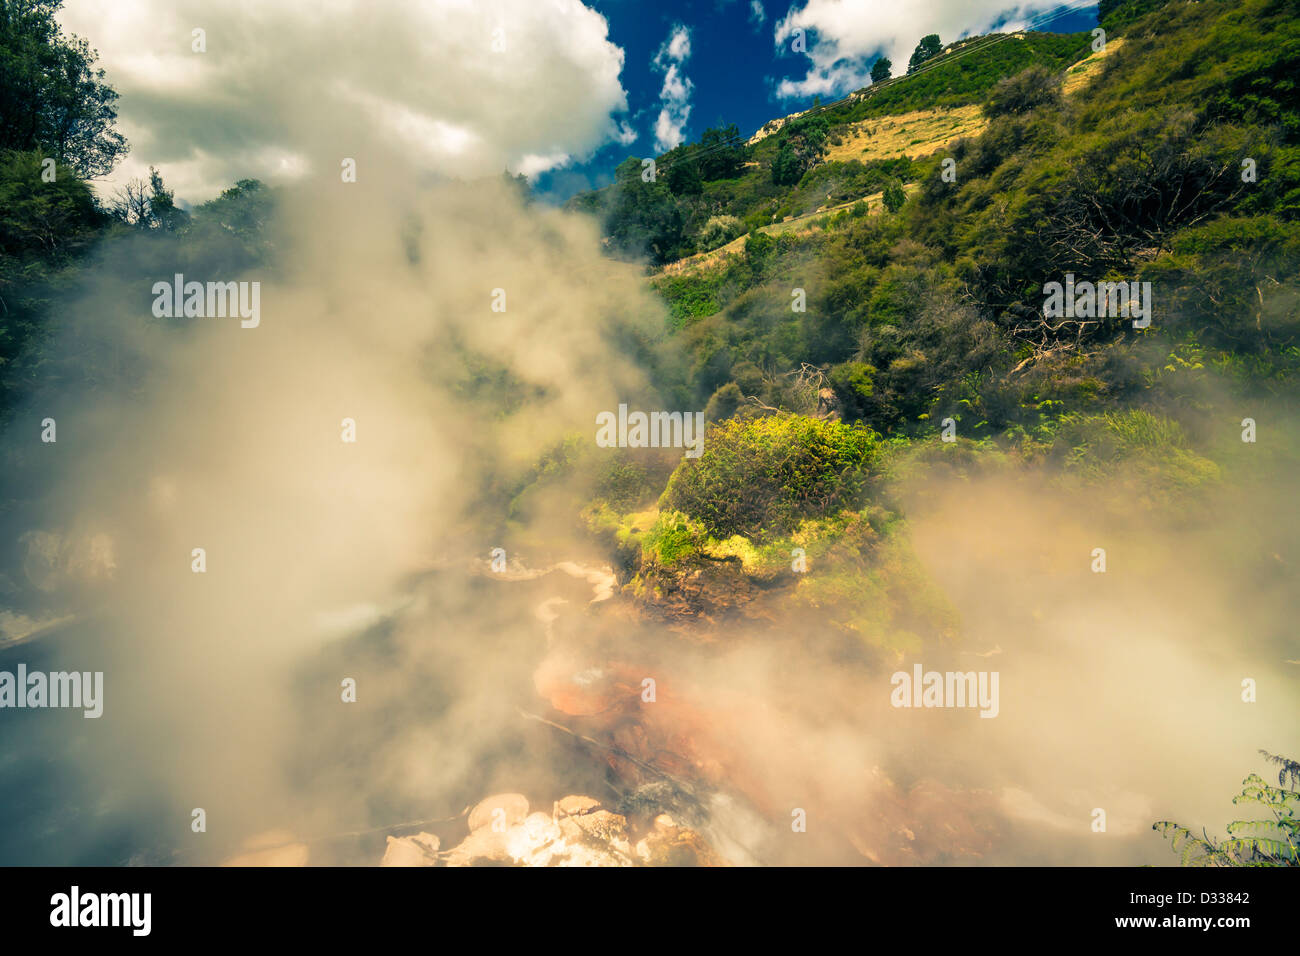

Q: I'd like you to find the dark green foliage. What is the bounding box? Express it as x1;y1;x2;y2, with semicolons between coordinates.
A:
1098;0;1166;31
833;32;1089;122
1142;215;1300;352
603;156;687;264
827;361;876;421
771;115;829;186
0;148;106;418
743;229;775;270
907;34;942;74
882;179;906;213
666;157;702;195
0;0;128;177
187;178;275;266
703;381;743;420
660;414;879;538
695;124;747;180
871;57;892;84
771;141;802;186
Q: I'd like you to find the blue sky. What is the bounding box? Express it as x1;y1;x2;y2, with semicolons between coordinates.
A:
535;0;1099;201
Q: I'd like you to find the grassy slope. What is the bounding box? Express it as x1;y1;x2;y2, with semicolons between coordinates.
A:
566;30;1095;255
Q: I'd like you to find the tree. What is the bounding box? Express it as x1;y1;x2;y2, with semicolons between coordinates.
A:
502;170;532;205
907;34;942;74
699;214;742;249
111;166;188;231
145;166;187;231
604;155;686;264
772;141;802;186
665;155;702;195
0;0;128;178
771;114;830;185
0;148;105;420
188;178;274;266
696;124;746;180
871;56;892;84
743;229;775;268
882;179;906;213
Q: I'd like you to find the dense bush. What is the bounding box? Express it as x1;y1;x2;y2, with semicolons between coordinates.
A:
699;214;743;249
660;414;879;538
982;65;1063;118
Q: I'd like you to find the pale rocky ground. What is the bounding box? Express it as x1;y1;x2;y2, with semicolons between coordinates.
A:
381;793;724;867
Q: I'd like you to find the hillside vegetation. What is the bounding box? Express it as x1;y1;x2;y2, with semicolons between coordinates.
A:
569;0;1299;442
534;0;1300;661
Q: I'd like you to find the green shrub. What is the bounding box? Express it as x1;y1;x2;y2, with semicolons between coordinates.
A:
882;179;906;213
1049;409;1222;496
699;214;744;249
660;414;880;538
643;510;710;566
982;64;1063;118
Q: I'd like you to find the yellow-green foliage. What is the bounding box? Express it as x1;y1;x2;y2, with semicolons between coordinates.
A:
660;414;879;540
1050;410;1221;495
643;510;710;567
620;502;959;656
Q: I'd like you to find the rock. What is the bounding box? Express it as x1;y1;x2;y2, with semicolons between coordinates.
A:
380;832;441;867
554;794;601;817
635;816;726;867
440;828;513;866
468;793;529;833
434;792;724;867
558;808;629;845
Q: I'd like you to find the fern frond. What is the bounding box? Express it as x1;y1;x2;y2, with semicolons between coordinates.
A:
1258;750;1300;790
1218;836;1297;864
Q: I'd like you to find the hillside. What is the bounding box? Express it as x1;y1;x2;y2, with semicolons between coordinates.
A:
565;0;1298;439
566;28;1098;265
550;0;1300;676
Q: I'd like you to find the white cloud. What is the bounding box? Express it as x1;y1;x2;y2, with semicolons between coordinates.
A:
663;24;692;62
516;151;572;179
613;120;639;146
772;0;1072;100
749;1;767;28
56;0;635;202
651;24;694;153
